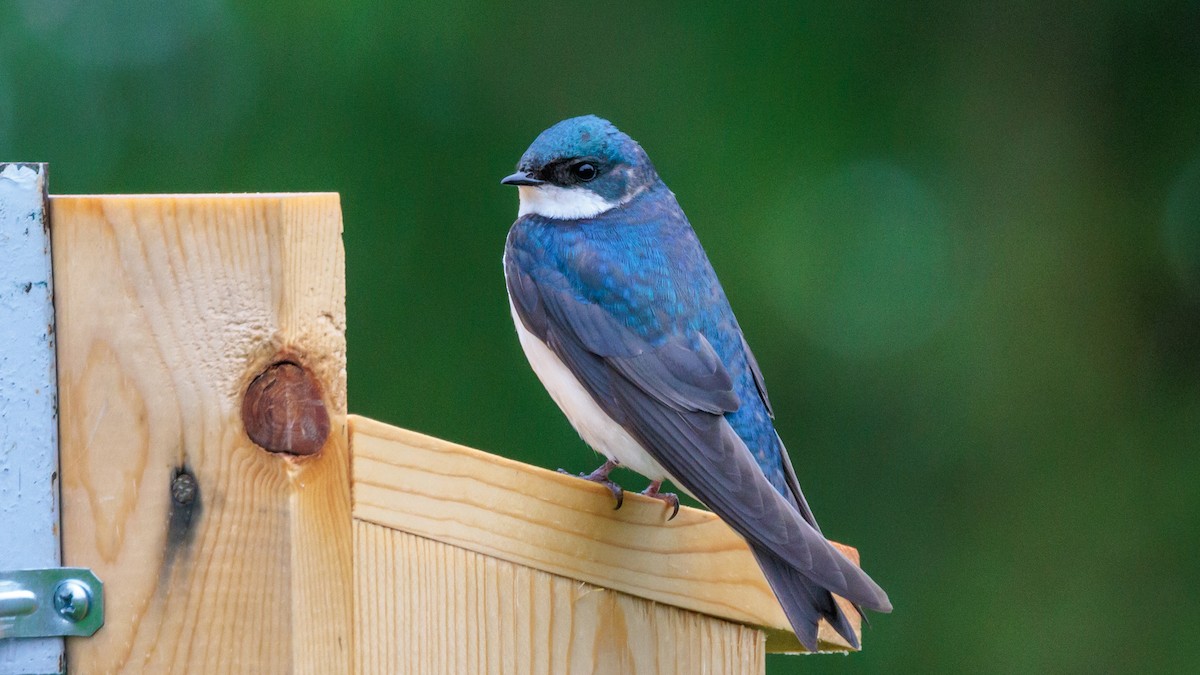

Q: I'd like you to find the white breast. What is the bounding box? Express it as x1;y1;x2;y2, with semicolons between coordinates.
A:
507;295;669;482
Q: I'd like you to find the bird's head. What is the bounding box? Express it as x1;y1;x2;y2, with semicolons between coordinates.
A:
502;115;659;220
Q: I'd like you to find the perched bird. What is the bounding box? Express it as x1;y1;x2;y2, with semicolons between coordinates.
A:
501;115;891;651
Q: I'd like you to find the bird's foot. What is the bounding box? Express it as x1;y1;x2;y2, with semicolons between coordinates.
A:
641;480;680;520
558;459;624;510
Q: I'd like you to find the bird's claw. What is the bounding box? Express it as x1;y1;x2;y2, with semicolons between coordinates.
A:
601;480;625;510
558;463;625;510
641;481;680;520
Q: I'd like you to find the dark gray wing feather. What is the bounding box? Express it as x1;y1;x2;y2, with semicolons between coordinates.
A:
609;335;739;414
611;378;888;608
736;331;822;532
739;331;775;418
776;432;821;532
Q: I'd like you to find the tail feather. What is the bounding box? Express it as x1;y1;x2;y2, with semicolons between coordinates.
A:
752;545;861;651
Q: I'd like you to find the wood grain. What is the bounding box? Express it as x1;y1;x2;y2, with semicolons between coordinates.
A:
354;520;765;675
350;415;864;654
52;194;352;674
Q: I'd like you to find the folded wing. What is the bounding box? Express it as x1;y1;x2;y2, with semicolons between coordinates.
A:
505;258;892;614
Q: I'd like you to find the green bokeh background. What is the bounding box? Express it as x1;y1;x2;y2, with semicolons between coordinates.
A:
5;2;1199;672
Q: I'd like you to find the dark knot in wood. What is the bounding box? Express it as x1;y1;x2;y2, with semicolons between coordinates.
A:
171;472;197;505
166;465;200;554
242;360;330;456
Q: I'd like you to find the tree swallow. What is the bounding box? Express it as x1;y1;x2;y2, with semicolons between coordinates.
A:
502;115;892;650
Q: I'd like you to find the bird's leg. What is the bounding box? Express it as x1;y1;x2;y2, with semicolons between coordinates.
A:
641;480;680;520
558;459;624;510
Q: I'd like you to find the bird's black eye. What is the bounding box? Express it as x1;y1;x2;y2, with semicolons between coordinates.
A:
572;162;598;182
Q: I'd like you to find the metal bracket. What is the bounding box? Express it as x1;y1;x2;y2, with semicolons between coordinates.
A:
0;569;104;640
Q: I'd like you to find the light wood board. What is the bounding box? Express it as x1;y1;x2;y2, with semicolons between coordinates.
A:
52;194;352;673
350;415;864;655
355;520;765;675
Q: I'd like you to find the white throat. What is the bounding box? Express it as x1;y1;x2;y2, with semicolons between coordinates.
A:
517;185;618;220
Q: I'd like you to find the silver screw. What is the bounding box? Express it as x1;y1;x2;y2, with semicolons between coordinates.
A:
53;580;90;622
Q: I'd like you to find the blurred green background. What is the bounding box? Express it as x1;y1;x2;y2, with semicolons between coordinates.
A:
4;1;1198;672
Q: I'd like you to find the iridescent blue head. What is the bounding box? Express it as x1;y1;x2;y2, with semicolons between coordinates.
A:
501;115;660;220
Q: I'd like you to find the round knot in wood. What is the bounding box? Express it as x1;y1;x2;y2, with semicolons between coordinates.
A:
171;472;197;505
242;361;330;456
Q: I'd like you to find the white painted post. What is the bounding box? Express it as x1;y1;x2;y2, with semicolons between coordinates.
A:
0;164;63;674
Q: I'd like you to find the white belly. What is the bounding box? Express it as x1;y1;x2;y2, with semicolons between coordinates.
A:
508;296;670;482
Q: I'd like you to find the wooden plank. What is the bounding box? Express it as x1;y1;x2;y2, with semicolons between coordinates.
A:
354;520;765;675
52;194;352;673
0;163;64;674
349;415;863;654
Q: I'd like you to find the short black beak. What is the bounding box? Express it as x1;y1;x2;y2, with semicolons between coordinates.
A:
501;170;544;186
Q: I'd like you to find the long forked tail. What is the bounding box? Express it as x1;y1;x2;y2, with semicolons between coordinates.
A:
751;545;862;652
